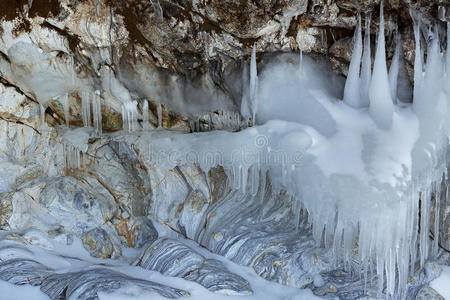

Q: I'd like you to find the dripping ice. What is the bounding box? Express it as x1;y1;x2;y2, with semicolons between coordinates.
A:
135;6;449;299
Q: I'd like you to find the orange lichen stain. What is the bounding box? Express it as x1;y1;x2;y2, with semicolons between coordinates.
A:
312;253;319;263
114;218;137;247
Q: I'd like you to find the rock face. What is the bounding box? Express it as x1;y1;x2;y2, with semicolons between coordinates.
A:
0;0;446;120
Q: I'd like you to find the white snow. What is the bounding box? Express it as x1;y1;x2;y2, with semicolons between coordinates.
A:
430;265;450;300
0;232;320;300
0;280;50;300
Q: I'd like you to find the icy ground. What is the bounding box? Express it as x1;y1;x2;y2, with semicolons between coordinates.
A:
431;265;450;299
0;231;319;300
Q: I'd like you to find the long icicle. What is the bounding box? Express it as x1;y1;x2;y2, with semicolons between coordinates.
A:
93;90;102;136
360;12;372;107
368;1;394;129
142;100;149;130
412;11;423;108
388;34;401;104
343;13;363;108
249;44;258;125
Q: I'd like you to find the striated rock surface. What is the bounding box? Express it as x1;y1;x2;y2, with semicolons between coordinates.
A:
135;237;253;295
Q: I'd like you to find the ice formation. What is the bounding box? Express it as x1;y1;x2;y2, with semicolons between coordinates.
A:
388;35;401;103
6;5;450;299
249;44;259;124
81;91;92;127
360;13;372;106
128;8;448;299
343;14;363;108
369;1;394;129
297;40;303;75
142;100;150;130
122;101;138;131
93;90;102;136
157;102;163;128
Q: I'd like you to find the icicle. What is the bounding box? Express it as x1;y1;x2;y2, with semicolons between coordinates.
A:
157;102;162;128
62;94;70;127
360;12;372;107
81;91;91;127
432;182;441;256
388;34;401;103
297;40;303;75
241;61;250;124
70;55;75;87
343;14;363;108
368;1;394;129
446;23;450;94
415;27;444;119
419;189;430;268
208;113;213;131
142;100;149;130
122;101;138;131
412;12;423;107
40;103;45;126
249;44;258;124
93;90;102;136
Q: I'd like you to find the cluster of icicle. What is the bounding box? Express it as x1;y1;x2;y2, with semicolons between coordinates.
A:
143;4;450;298
189;111;241;132
324;4;449;297
53;3;450;298
240;44;259;125
343;3;401;128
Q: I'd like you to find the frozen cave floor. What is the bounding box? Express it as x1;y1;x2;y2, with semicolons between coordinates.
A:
0;222;447;300
0;124;448;300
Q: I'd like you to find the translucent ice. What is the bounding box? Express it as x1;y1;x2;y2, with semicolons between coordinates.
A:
249;44;259;123
368;1;394;129
343;14;363;108
360;13;372;107
388;35;401;103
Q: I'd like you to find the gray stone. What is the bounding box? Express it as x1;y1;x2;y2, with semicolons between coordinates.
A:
135;237;253;295
41;268;188;299
0;259;52;286
81;227;114;259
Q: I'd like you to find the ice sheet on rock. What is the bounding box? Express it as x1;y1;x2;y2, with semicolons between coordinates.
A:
134;238;253;295
7;42;89;108
257;55;338;137
113;17;450;297
0;280;50;300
